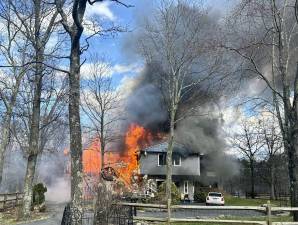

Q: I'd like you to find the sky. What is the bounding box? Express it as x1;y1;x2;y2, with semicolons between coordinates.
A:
82;0;234;87
80;0;251;145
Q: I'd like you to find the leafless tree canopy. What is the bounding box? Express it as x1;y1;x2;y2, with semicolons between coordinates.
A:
82;54;122;169
135;0;226;221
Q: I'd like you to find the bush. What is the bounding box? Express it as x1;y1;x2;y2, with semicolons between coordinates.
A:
194;189;207;203
33;183;47;205
154;182;181;204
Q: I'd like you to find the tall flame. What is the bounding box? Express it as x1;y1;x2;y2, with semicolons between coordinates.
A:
82;123;152;186
82;139;101;174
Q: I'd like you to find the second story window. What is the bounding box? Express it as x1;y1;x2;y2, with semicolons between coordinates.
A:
158;153;182;166
158;153;166;166
172;154;181;166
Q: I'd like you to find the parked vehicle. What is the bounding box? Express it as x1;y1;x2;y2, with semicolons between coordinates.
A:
206;192;224;206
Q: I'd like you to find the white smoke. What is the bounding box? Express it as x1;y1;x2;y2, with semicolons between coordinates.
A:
45;177;70;203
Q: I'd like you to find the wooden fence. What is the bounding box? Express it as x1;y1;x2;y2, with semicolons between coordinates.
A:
0;192;23;211
119;201;298;225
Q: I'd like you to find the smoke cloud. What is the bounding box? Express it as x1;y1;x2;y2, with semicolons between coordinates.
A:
123;63;169;133
0;146;69;203
119;61;239;182
118;1;239;182
45;177;70;203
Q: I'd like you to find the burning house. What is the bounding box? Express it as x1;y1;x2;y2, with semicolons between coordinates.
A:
77;119;225;201
80;123;154;196
140;142;202;201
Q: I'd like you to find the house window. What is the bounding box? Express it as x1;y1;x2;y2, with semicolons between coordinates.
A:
158;153;166;166
184;181;188;194
172;154;181;166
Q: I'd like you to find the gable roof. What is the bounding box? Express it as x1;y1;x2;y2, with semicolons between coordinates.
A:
142;141;199;156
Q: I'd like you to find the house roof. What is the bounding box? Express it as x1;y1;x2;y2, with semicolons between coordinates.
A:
142;141;199;156
142;142;168;153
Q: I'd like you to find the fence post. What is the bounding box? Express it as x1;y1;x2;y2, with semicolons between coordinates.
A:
266;200;272;225
0;195;4;210
16;193;20;207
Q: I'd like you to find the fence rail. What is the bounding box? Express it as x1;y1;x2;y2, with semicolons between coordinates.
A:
0;192;23;211
120;201;298;225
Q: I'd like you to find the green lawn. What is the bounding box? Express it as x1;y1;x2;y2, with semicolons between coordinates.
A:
163;215;292;225
224;196;287;206
219;215;292;222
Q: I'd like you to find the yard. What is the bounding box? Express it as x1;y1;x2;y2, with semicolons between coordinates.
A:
0;209;49;225
135;196;293;225
224;196;288;207
165;213;293;224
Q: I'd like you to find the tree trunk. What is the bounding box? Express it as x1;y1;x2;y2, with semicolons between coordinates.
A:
100;115;105;171
0;112;12;185
100;140;105;173
289;106;298;220
270;165;276;200
22;52;43;217
291;61;298;221
22;154;38;215
68;34;83;224
250;161;255;199
284;101;298;220
166;110;175;224
287;144;298;220
22;0;44;217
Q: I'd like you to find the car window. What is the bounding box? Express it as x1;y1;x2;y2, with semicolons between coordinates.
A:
208;192;222;197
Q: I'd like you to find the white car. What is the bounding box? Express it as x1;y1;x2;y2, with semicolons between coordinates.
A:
206;192;225;206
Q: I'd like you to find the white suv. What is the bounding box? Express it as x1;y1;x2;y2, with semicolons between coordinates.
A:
206;192;224;206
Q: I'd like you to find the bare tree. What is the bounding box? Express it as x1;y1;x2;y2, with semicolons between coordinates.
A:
0;1;30;185
136;1;222;221
10;67;68;196
259;114;283;199
1;0;61;217
82;55;121;170
233;120;264;199
225;0;298;218
55;0;129;221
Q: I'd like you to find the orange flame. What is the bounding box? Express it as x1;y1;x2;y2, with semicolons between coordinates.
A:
82;139;101;174
82;123;153;186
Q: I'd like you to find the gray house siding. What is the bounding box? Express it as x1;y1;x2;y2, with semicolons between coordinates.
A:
140;152;200;176
140;142;201;202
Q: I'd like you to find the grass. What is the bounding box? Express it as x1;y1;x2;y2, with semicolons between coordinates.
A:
218;215;292;222
154;196;291;225
224;196;287;207
160;215;292;225
0;208;49;225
